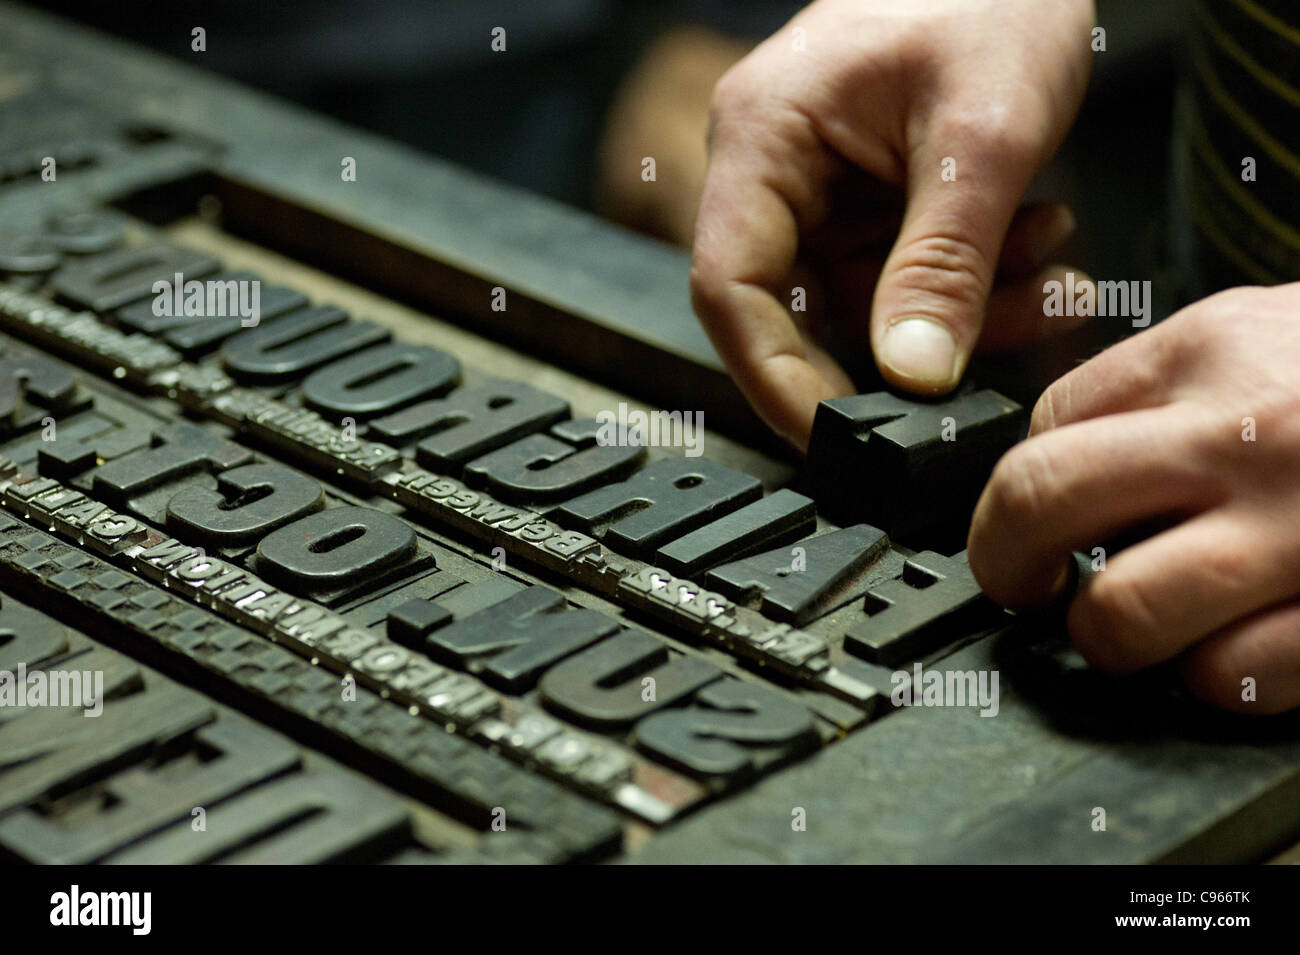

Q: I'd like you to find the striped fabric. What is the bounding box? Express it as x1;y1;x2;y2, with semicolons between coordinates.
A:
1173;0;1300;299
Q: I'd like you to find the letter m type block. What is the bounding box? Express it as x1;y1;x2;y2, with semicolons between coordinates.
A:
806;390;1025;545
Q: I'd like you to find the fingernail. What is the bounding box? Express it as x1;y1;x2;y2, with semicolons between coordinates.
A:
880;319;959;387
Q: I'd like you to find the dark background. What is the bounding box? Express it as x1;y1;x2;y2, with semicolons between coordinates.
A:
32;0;1185;301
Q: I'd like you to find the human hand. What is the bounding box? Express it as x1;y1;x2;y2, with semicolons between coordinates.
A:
969;283;1300;714
598;27;753;246
690;0;1096;449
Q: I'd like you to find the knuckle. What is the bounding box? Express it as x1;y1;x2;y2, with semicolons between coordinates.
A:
1171;299;1236;351
1180;642;1246;711
688;259;728;321
1070;573;1162;671
1123;351;1169;403
890;232;989;316
1259;397;1300;450
709;62;758;120
939;106;1042;167
1198;540;1257;597
984;441;1058;525
1177;302;1218;337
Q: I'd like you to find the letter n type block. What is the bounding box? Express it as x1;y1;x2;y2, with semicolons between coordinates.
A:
806;390;1025;545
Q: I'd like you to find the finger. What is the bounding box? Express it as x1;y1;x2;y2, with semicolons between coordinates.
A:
968;403;1228;609
690;93;851;448
929;201;1082;353
1069;509;1300;674
870;117;1039;395
1027;318;1184;437
1179;601;1300;715
828;258;1091;357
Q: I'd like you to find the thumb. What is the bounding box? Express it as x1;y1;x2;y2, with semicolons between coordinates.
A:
870;135;1033;394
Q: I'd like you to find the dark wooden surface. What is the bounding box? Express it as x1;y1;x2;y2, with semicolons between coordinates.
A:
0;2;774;447
2;1;1299;864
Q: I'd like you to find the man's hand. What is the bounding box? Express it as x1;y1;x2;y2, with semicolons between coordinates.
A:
969;284;1300;714
598;27;752;246
691;0;1096;450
